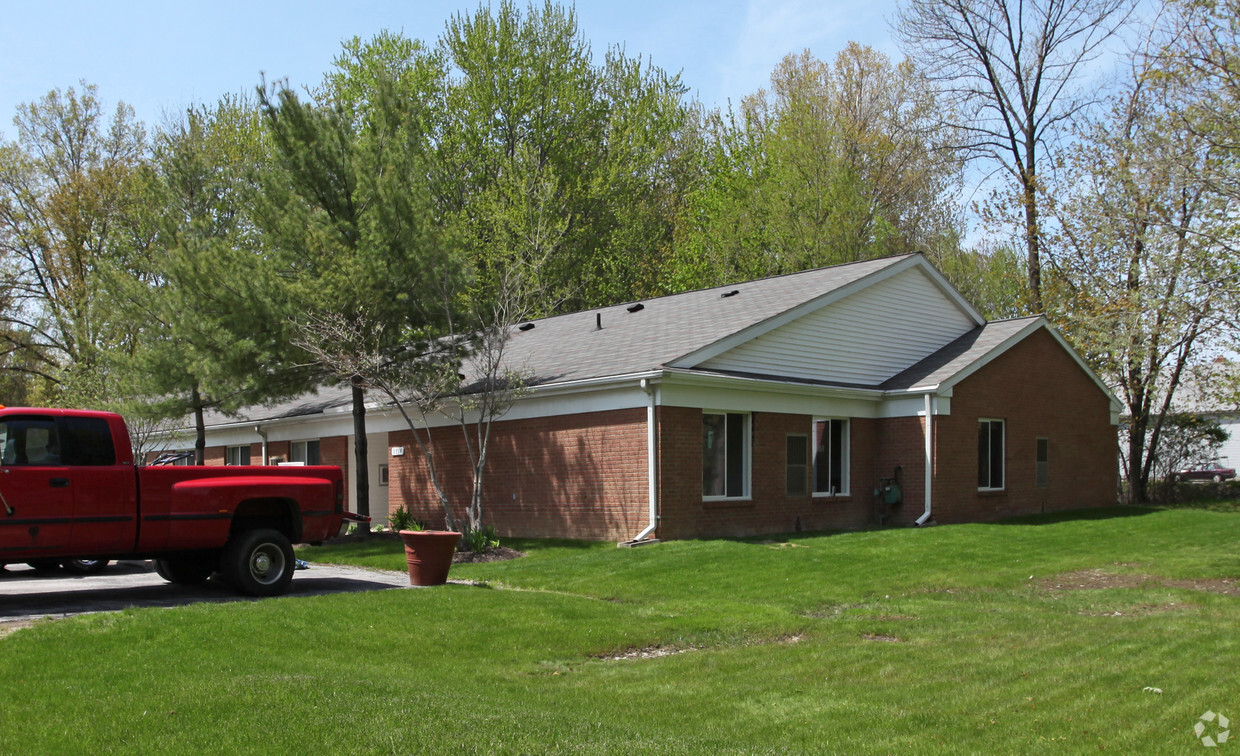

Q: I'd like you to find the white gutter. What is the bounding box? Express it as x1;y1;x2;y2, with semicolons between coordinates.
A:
254;425;269;466
916;392;934;526
630;378;659;542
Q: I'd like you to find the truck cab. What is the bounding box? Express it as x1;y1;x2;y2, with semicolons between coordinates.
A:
0;409;136;560
0;407;357;596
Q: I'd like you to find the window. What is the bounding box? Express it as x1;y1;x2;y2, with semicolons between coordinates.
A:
786;435;809;496
378;463;389;486
290;440;321;466
978;419;1005;490
1036;438;1049;488
813;419;849;496
0;418;61;466
702;412;749;498
60;417;115;466
226;445;251;466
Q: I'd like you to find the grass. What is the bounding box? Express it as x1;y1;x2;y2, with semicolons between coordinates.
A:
3;505;1240;753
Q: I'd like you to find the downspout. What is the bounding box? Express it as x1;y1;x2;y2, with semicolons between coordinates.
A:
629;378;659;543
254;425;269;466
916;392;934;526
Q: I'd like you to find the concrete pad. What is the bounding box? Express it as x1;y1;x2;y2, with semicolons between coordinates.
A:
0;560;412;627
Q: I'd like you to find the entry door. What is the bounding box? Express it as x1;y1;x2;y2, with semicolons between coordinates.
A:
0;417;74;559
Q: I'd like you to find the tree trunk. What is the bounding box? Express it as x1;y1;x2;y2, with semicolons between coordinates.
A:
192;384;206;466
1126;415;1147;503
351;381;371;535
1021;170;1043;313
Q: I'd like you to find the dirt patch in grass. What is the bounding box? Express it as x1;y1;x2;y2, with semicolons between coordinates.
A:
1039;568;1240;596
0;620;37;639
597;644;701;661
452;546;525;564
862;633;902;643
1081;603;1187;618
597;634;804;663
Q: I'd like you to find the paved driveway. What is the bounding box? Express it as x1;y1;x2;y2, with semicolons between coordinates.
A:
0;560;411;629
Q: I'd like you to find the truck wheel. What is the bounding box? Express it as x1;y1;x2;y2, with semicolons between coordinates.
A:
154;557;216;586
61;559;110;575
222;529;295;597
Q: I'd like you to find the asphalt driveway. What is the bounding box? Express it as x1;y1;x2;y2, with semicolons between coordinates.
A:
0;560;411;630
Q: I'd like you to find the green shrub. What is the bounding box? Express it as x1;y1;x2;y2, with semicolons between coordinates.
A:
387;505;424;532
458;524;499;553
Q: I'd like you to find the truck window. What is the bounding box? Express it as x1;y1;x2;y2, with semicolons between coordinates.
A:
61;417;117;466
0;418;62;466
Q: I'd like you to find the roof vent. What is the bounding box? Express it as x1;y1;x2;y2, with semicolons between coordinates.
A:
518;322;535;331
721;289;740;298
627;303;644;313
595;312;603;330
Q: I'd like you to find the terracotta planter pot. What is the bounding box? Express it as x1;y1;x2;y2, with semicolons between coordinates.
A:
398;530;461;586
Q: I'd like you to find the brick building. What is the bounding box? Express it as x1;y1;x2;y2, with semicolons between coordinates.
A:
182;254;1120;542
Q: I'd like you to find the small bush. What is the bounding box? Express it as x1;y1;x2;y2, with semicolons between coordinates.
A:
458;524;499;553
388;505;425;532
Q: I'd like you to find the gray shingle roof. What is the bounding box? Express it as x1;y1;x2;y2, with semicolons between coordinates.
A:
201;253;1018;428
879;316;1042;391
503;254;915;385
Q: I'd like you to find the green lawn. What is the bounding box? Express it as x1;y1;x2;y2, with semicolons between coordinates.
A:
3;506;1239;753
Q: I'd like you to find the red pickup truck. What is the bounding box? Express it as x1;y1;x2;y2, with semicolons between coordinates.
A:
0;407;363;596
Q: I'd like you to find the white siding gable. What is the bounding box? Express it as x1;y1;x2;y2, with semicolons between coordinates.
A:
698;267;976;386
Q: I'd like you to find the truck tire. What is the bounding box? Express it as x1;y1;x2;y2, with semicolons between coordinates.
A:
222;529;295;597
154;556;216;586
62;559;110;575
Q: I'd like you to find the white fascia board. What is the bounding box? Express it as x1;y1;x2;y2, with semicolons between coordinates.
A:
668;254;984;370
878;394;950;418
659;369;885;417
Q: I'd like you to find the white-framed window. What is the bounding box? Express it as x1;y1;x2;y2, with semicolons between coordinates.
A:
290;440;321;466
978;419;1005;490
1036;437;1049;488
786;434;809;496
225;445;251;466
702;411;750;499
813;418;849;496
378;463;389;486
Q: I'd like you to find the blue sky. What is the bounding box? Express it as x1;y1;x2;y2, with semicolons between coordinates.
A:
0;0;900;132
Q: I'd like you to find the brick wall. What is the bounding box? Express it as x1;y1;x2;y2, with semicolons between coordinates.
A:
658;408;880;539
388;409;650;540
875;416;927;527
267;441;290;464
931;327;1117;522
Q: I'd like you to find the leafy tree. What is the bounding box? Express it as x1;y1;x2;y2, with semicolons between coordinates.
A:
896;0;1137;311
109;97;303;462
1044;37;1239;502
0;83;151;402
1156;0;1240;160
928;242;1030;320
436;0;694;310
667;45;964;290
260;54;463;529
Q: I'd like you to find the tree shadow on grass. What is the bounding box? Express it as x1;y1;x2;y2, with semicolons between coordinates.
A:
703;506;1163;546
989;505;1159;526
